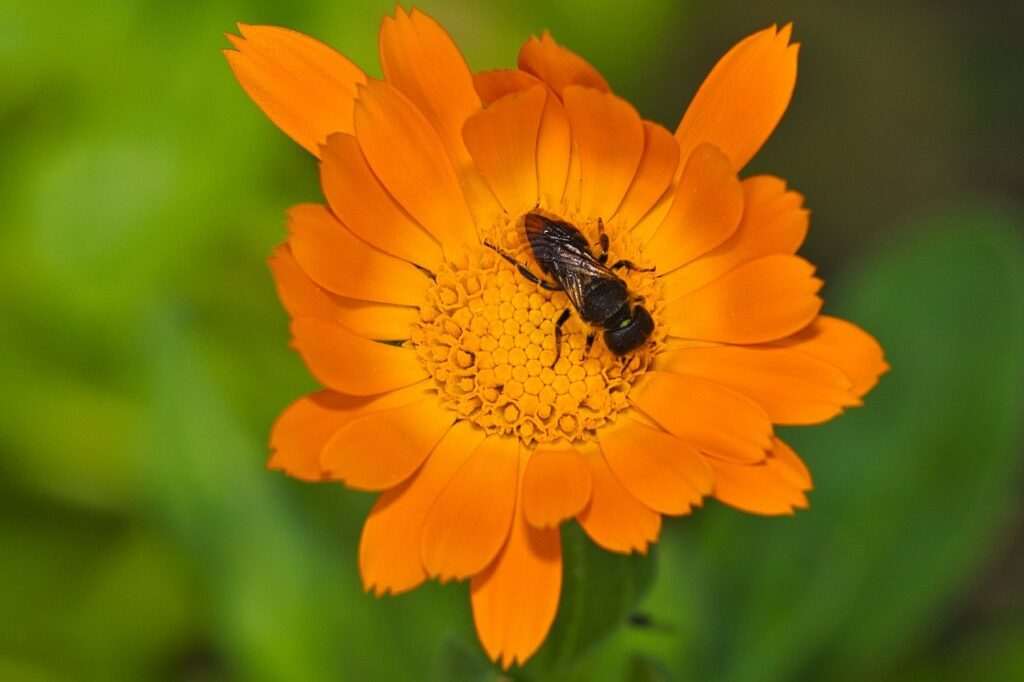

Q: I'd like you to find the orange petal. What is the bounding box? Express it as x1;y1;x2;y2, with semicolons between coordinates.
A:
675;24;798;171
660;175;808;299
664;254;823;344
599;417;713;515
471;457;562;670
770;316;889;398
354;80;477;253
320;133;442;271
563;85;644;219
267;390;364;481
657;345;859;425
225;24;366;155
291;317;427;395
463;86;546;216
521;444;592;528
286;204;429;306
359;420;486;596
518;31;610;96
613;122;681;229
710;436;811;515
319;298;416;342
537;90;572;208
630;371;772;463
320;398;454;491
269;242;353;320
474;69;544;104
421;435;520;581
645;144;744;273
630;190;675;245
269;244;416;340
770;437;813;489
576;442;661;553
379;8;480;170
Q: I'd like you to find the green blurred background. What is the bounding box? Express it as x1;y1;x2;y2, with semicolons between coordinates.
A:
2;1;1022;680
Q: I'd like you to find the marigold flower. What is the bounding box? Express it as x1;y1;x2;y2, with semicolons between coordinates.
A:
226;7;888;668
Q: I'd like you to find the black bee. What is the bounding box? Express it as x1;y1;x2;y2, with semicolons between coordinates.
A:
485;211;654;365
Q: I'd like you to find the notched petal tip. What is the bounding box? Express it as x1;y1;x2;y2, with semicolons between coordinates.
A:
675;22;799;171
225;23;366;155
710;437;813;515
518;29;611;96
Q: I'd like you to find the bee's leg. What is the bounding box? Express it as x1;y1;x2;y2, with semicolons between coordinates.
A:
610;259;655;273
552;308;572;367
483;240;561;291
596;217;610;264
585;331;597;356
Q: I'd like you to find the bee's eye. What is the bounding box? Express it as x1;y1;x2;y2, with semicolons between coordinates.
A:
618;318;631;329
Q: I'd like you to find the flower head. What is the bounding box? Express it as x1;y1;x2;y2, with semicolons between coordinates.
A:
226;8;887;668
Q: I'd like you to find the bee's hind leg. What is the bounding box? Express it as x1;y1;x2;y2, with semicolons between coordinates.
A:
610;259;655;273
552;308;572;367
596;217;610;264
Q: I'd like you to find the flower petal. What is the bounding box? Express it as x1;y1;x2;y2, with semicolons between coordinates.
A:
660;175;808;299
770;316;890;397
320;133;442;271
563;86;645;219
421;435;521;581
471;456;562;670
645;143;744;273
474;69;544;104
318;298;416;342
225;24;366;155
359;420;485;596
630;190;674;244
657;345;859;425
379;7;480;170
518;31;610;96
291;317;427;395
675;24;798;171
473;71;571;208
268;383;433;481
537;91;572;208
269;244;417;340
463;86;546;216
267;390;364;481
320;397;455;491
576;443;661;553
354;80;477;253
664;254;823;344
521;444;592;528
286;204;429;306
613;122;681;229
599;417;713;515
710;437;812;515
630;371;772;463
771;437;813;489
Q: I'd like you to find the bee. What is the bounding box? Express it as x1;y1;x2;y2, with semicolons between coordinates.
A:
485;211;654;365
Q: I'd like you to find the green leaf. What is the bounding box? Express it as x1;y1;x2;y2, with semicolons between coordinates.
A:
521;523;656;679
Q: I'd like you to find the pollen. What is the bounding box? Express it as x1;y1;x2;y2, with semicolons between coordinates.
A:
410;214;665;447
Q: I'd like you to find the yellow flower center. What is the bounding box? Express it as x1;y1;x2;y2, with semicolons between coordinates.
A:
411;213;665;448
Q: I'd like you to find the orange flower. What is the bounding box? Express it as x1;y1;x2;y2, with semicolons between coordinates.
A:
226;8;887;668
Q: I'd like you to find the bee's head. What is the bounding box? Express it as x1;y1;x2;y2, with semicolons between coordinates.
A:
602;305;654;355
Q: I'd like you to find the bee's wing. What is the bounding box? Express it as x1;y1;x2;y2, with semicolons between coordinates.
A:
546;247;616;312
